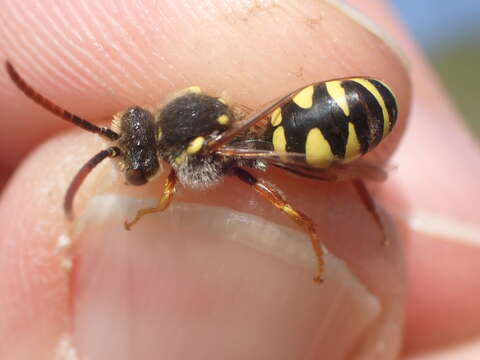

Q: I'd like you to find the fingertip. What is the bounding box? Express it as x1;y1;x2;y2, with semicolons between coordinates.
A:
0;143;72;358
1;0;410;167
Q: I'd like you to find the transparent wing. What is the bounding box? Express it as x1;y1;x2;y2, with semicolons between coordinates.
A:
206;86;307;151
216;142;388;182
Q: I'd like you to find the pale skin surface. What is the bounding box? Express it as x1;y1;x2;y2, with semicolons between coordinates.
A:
0;0;479;359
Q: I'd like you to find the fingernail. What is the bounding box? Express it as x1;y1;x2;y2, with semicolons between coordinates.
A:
70;195;387;359
407;210;480;246
326;0;410;70
54;335;79;360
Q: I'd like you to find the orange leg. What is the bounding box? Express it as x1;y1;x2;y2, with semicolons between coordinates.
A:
352;179;388;246
124;170;177;230
232;167;325;282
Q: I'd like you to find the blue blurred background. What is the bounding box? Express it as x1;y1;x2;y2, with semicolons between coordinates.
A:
391;0;480;137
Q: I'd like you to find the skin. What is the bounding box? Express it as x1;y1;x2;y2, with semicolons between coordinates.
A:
0;0;478;359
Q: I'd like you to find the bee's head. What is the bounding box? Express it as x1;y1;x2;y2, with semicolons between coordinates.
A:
118;107;161;185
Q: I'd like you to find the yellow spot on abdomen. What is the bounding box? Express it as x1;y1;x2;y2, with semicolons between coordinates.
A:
352;78;390;136
187;136;205;154
272;126;287;153
305;128;334;167
217;114;230;125
292;85;314;109
345;122;361;161
326;81;350;116
270;107;282;126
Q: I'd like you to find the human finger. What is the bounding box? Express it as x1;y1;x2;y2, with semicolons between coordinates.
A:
0;0;410;359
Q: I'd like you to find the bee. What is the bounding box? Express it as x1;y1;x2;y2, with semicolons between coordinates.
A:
6;61;397;282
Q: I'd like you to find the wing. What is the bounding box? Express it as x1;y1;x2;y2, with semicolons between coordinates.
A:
273;159;388;182
206;85;308;151
216;143;388;182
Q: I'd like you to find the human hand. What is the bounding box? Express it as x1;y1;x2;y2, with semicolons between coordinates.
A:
0;0;477;359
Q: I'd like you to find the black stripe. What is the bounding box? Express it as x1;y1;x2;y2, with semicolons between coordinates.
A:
279;99;307;154
280;84;349;158
342;80;384;152
369;79;398;134
313;84;349;158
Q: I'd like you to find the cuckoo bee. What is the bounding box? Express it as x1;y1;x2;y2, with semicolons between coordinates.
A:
6;61;397;282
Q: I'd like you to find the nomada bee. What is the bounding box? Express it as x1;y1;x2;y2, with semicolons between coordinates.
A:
6;61;397;282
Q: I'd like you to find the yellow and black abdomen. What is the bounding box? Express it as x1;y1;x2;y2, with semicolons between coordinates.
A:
266;78;398;168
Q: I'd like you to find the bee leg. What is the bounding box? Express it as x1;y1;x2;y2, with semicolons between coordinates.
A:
352;179;388;246
231;167;325;283
124;169;177;230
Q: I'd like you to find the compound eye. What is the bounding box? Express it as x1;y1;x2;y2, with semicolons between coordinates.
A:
126;169;148;186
